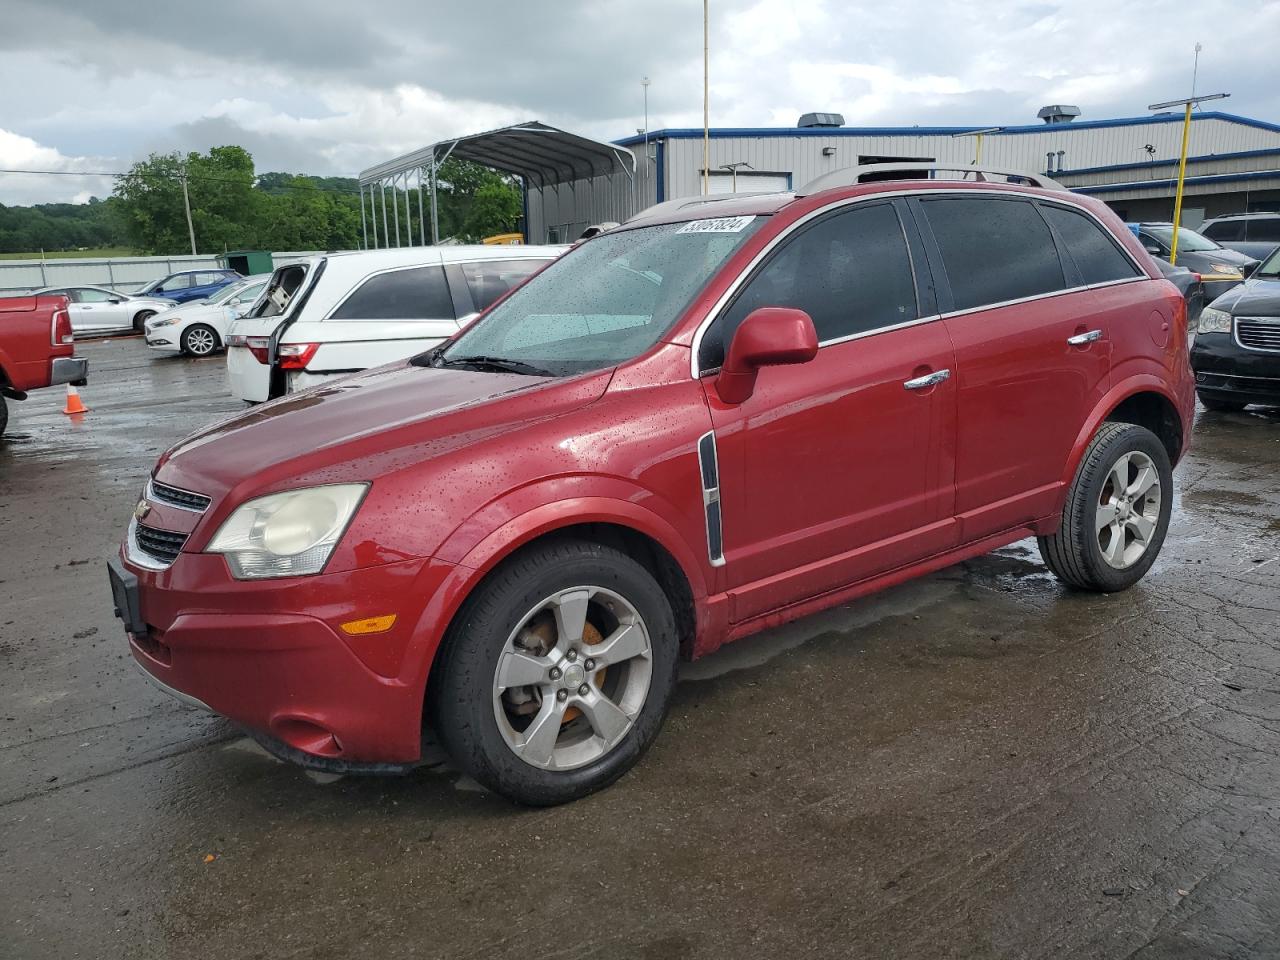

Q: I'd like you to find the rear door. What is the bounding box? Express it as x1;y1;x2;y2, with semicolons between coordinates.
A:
915;193;1132;541
297;262;457;375
700;198;958;623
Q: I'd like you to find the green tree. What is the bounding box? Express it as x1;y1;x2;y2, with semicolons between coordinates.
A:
462;180;522;238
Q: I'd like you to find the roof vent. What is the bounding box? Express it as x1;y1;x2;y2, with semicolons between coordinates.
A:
1037;105;1081;125
798;112;845;129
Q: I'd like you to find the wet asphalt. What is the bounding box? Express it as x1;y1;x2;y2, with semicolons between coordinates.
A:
1;338;1279;960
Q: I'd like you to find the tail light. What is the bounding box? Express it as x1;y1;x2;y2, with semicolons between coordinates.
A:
243;337;271;364
277;343;320;370
1191;273;1202;282
51;307;73;346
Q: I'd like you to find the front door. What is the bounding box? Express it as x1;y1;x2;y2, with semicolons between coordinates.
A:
697;199;958;623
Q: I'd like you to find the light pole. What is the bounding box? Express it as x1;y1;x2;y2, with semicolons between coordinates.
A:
702;0;710;195
642;76;650;202
1147;91;1229;264
950;126;1003;167
719;161;751;192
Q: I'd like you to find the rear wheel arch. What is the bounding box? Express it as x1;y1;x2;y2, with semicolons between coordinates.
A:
1103;390;1184;465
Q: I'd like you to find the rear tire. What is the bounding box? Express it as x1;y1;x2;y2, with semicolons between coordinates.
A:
0;395;8;437
430;538;678;806
1197;391;1246;413
181;324;220;357
132;310;155;333
1038;422;1173;592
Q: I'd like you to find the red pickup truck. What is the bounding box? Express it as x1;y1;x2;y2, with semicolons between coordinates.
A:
0;294;87;435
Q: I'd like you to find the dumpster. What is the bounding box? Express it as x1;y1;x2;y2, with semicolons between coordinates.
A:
219;251;274;276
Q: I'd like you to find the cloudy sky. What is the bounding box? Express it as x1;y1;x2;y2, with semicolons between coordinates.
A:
2;0;1278;205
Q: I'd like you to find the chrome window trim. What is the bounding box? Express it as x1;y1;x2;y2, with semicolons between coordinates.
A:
1234;316;1280;353
125;518;176;571
689;187;1148;378
146;478;209;514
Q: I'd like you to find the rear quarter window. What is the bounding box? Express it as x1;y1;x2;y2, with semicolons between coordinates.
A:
921;196;1066;311
1039;204;1141;285
1248;219;1280;242
329;265;454;321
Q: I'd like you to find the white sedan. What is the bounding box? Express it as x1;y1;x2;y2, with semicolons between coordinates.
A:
144;275;270;357
31;285;178;334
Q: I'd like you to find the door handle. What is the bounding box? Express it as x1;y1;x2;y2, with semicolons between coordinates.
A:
1067;329;1103;346
903;368;951;390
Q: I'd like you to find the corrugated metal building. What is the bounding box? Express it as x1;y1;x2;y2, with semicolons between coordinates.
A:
525;110;1280;242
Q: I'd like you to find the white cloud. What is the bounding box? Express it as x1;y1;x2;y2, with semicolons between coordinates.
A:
0;129;117;205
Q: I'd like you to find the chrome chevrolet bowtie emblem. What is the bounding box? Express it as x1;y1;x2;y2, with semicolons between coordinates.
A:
134;500;151;522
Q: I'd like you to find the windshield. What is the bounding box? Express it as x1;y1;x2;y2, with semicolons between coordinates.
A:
1258;246;1280;278
438;217;766;376
1145;225;1221;253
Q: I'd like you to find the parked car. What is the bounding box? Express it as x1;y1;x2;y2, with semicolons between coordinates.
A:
1190;244;1280;411
135;269;242;304
224;246;562;403
110;176;1194;806
144;275;270;357
1126;222;1258;304
1200;212;1280;262
31;284;177;334
1154;257;1205;327
0;294;87;435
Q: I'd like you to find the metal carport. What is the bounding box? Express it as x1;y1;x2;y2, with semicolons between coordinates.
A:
357;121;637;247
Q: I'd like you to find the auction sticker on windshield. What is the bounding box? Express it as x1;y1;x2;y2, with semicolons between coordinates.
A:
675;215;757;234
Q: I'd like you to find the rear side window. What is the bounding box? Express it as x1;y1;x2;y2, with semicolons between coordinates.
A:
1248;219;1280;242
703;201;918;367
922;196;1066;311
460;259;544;311
330;265;454;321
1040;204;1140;284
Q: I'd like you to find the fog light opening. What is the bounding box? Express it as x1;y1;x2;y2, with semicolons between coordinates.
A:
273;718;343;757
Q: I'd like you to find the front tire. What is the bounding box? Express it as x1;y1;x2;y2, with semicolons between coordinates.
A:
181;324;220;357
132;310;155;333
0;394;8;437
431;538;679;806
1038;422;1173;592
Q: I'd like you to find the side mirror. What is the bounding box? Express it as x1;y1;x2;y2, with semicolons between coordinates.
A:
228;298;241;307
715;307;818;405
108;297;122;304
1144;244;1162;255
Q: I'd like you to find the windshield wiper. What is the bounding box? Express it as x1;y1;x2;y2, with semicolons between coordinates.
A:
432;353;554;377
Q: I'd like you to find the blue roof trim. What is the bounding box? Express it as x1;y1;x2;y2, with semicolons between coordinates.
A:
1063;147;1280;177
612;112;1280;147
1073;169;1280;195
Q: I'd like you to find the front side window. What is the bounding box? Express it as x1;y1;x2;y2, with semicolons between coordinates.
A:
1203;219;1243;242
161;275;193;291
700;201;919;369
1040;204;1141;285
460;259;545;311
440;217;766;376
922;196;1066;311
329;265;454;321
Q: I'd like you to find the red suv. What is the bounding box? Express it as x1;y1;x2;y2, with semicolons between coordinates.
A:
110;175;1194;805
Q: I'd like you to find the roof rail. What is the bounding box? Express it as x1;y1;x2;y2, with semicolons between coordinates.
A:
625;191;794;223
798;163;1066;195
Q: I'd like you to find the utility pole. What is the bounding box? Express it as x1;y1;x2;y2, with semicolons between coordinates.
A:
702;0;710;195
1147;91;1229;264
179;162;197;255
720;161;751;192
642;76;650;202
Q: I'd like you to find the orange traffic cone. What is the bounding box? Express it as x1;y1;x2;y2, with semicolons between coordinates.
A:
62;383;89;415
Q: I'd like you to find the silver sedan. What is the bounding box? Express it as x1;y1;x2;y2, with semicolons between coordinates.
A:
32;285;178;334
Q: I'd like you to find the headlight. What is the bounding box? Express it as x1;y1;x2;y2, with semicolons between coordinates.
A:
206;483;368;579
1198;307;1233;335
151;317;178;328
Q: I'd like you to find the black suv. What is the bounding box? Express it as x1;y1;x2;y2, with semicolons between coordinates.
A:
1192;245;1280;411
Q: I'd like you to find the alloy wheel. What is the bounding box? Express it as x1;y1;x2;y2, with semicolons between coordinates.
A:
185;328;217;356
492;586;653;771
1096;450;1161;569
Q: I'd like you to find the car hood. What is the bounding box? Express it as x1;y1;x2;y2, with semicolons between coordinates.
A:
155;360;612;501
1209;276;1280;315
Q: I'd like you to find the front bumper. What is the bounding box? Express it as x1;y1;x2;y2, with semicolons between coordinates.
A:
50;356;88;387
109;548;457;764
1190;331;1280;405
145;335;179;352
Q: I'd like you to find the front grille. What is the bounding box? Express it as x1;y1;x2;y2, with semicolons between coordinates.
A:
134;523;188;565
149;480;211;512
1236;318;1280;353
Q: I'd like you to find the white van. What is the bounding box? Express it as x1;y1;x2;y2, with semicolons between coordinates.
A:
225;246;563;403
